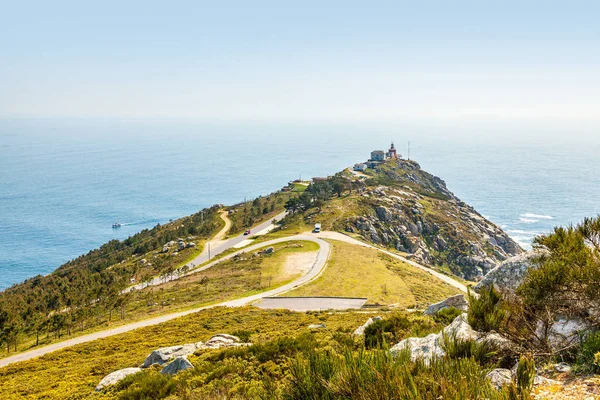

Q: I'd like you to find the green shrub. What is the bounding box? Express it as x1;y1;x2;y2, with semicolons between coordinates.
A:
231;329;254;342
432;307;463;325
282;347;508;399
115;369;176;400
364;315;412;349
441;332;498;367
506;354;536;400
284;351;337;400
208;332;316;364
468;287;505;332
577;330;600;372
363;314;439;349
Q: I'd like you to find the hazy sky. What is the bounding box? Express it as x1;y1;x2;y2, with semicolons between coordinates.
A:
2;1;599;121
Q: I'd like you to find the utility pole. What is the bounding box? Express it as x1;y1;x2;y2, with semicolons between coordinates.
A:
208;242;211;260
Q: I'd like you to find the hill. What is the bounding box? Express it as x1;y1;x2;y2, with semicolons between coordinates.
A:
279;158;522;280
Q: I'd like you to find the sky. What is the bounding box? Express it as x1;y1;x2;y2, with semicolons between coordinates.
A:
1;1;599;122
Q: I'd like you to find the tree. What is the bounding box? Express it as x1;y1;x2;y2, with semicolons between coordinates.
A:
330;176;350;197
284;197;302;214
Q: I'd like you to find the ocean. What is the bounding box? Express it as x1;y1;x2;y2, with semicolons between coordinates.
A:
1;118;599;290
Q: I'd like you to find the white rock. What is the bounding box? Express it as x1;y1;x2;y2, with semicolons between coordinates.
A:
96;367;142;391
390;314;511;363
160;356;194;375
475;251;544;293
554;362;572;373
353;316;382;336
200;334;246;349
423;294;469;315
143;343;202;367
486;368;513;389
546;317;589;352
308;323;326;330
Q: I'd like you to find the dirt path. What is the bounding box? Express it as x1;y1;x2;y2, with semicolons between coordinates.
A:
213;210;232;242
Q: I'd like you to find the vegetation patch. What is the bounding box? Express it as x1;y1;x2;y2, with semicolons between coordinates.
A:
285;240;460;307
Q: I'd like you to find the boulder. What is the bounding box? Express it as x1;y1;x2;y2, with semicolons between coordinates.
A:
423;294;469;316
201;334;245;349
264;247;274;254
474;251;542;293
390;314;513;363
554;362;572;373
160;356;194;375
390;314;479;362
546;317;589;352
96;367;142;391
308;323;326;330
486;368;512;389
186;242;196;248
436;236;448;251
352;316;382;336
143;343;201;367
375;206;393;221
178;241;186;251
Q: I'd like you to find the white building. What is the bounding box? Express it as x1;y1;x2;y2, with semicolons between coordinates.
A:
353;163;367;172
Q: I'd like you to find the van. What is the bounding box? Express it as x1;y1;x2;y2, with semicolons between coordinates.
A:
314;223;321;233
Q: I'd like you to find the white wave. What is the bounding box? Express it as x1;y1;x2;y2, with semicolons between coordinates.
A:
519;217;538;224
521;213;553;220
507;229;538;236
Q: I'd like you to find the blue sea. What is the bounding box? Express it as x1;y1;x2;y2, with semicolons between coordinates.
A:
1;118;599;290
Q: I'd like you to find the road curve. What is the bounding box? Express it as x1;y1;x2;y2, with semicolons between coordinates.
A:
0;235;328;369
313;231;469;294
128;211;287;291
0;228;468;368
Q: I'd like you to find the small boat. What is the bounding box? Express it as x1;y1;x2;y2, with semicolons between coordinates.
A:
112;222;123;229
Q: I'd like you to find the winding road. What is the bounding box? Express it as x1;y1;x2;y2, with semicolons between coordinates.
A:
0;234;329;368
128;211;287;291
0;213;467;368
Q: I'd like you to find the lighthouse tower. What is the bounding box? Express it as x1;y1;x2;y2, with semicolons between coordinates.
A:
386;142;398;159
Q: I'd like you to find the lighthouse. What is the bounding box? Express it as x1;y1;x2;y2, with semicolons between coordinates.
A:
386;142;398;159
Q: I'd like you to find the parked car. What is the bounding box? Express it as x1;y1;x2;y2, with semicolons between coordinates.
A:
244;230;251;235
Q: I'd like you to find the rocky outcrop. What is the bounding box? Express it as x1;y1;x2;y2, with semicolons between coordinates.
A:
474;251;543;293
98;334;251;391
390;314;512;363
96;368;142;391
160;356;194;375
423;294;469;315
345;159;522;281
143;343;202;367
352;316;382;336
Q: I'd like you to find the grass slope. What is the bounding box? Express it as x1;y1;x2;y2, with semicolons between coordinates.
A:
2;241;318;361
0;307;371;399
284;240;461;307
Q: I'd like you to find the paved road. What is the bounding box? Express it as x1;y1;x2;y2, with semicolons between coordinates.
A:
128;211;287;291
0;227;468;368
0;234;328;368
312;231;469;294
